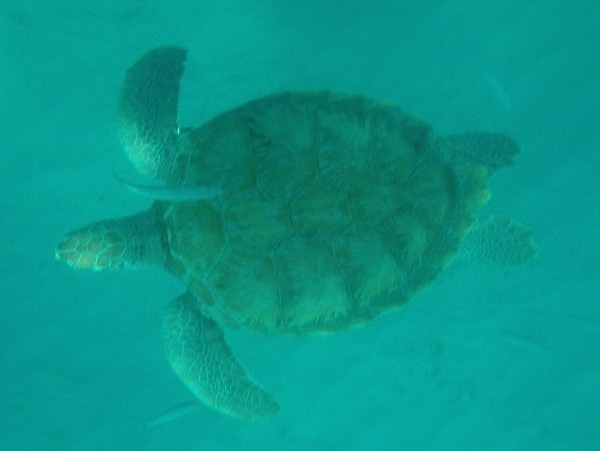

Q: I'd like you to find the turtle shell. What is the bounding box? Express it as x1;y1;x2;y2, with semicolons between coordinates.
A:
159;90;489;334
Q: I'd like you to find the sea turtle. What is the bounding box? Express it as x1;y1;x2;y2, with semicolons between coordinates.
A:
56;46;536;420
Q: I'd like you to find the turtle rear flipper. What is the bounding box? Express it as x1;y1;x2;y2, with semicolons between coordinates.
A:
163;292;280;420
448;132;520;174
458;216;537;266
117;46;187;180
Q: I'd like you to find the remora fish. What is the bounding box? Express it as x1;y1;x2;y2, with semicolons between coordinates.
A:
146;400;200;427
114;173;221;201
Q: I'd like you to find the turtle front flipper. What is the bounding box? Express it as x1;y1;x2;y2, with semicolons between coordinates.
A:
448;132;520;175
117;46;187;180
458;216;537;266
163;292;280;420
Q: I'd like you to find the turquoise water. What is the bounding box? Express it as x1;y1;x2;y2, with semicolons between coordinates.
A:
2;1;599;449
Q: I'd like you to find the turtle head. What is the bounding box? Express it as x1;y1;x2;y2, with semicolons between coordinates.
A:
56;206;167;270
